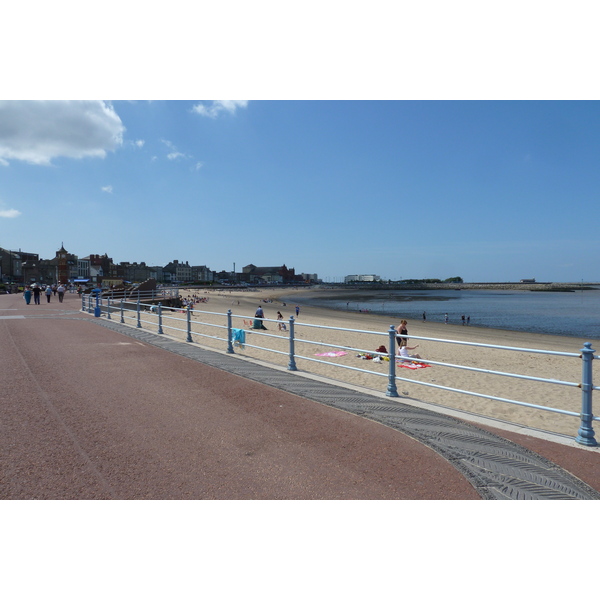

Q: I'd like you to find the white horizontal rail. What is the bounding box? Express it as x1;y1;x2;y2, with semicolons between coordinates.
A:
85;296;599;444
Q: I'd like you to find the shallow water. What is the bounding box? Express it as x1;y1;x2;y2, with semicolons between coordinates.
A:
282;288;600;340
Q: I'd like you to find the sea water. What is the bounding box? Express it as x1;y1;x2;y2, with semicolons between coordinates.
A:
282;288;600;340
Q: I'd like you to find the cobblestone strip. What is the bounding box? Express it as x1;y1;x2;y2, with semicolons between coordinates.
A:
92;317;600;500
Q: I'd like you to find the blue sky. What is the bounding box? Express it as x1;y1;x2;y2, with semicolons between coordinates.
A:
2;4;599;283
2;99;599;283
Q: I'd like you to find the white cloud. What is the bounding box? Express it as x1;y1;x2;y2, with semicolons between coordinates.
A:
0;208;21;218
101;185;113;193
162;139;190;161
192;100;248;118
194;161;204;171
0;100;124;165
135;139;145;147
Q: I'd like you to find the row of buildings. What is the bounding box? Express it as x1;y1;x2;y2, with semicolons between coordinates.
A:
0;245;319;287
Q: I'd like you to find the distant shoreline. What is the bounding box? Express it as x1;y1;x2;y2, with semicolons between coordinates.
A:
308;282;599;292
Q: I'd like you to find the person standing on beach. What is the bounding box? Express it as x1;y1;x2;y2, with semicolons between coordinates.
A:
422;311;426;322
295;305;300;317
461;315;466;325
396;319;408;350
444;313;448;324
277;311;287;331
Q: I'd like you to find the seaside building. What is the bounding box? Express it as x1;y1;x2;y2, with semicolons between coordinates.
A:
149;265;164;283
163;260;193;284
78;254;115;284
191;265;214;283
344;274;381;283
0;247;39;284
19;245;77;285
119;261;153;283
241;264;303;285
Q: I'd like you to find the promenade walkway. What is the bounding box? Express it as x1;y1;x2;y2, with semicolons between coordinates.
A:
1;291;599;500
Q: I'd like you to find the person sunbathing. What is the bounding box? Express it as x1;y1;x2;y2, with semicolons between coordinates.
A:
398;344;422;360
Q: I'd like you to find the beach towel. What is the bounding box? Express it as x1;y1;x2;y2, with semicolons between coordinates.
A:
315;351;347;357
397;361;431;370
232;328;246;348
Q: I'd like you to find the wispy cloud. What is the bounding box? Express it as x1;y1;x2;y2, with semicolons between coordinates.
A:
192;100;248;119
0;208;21;218
161;139;190;161
101;185;113;194
135;140;145;148
0;100;124;165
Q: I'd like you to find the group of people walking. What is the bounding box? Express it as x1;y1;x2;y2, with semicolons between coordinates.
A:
23;283;67;305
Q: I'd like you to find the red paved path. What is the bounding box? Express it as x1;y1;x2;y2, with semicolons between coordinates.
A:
1;292;598;499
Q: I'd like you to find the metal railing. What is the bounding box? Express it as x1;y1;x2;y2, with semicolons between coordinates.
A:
83;294;598;447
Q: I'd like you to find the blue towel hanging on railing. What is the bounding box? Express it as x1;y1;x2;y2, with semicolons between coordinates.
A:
232;328;246;348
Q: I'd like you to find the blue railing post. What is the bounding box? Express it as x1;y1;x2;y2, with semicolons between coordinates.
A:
288;316;297;371
107;297;112;320
88;294;92;313
157;302;163;334
186;305;192;342
576;342;597;446
81;294;85;311
227;309;234;354
136;299;142;328
386;325;399;397
120;299;125;323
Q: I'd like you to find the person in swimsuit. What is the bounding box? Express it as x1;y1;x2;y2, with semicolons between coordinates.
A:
396;319;409;350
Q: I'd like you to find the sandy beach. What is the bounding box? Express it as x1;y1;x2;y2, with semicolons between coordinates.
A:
131;287;597;439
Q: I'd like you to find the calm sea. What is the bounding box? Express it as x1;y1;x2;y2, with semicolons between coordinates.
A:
282;288;600;340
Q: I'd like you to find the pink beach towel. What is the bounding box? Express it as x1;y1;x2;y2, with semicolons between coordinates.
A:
315;351;348;357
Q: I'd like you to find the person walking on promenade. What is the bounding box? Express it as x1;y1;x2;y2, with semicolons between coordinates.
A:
57;283;66;303
45;285;53;303
23;286;32;305
32;285;41;305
